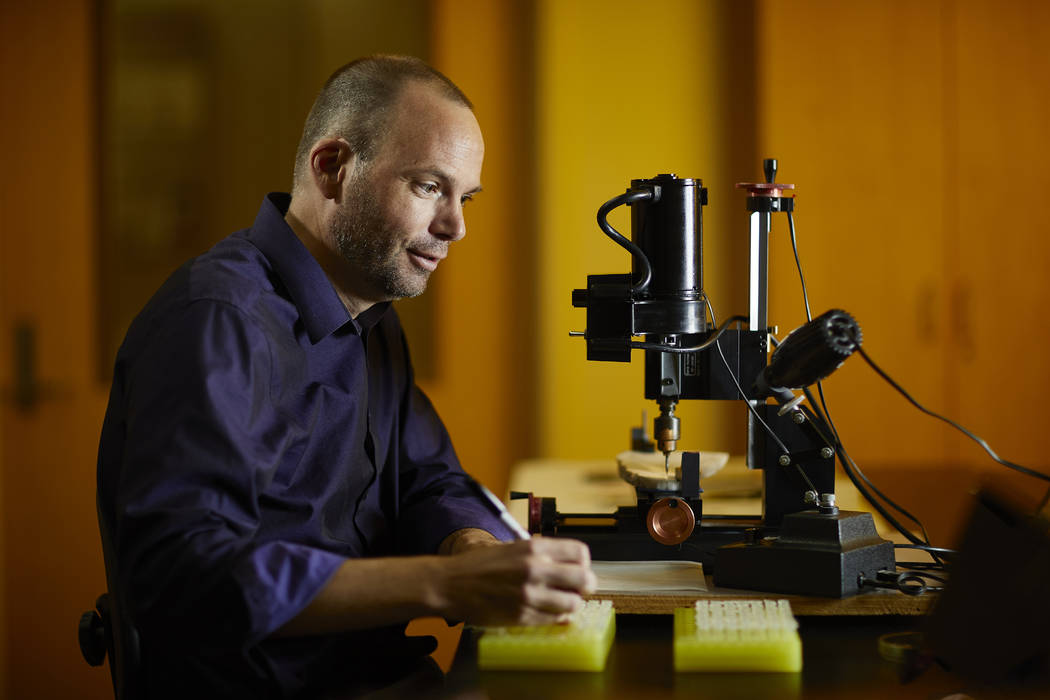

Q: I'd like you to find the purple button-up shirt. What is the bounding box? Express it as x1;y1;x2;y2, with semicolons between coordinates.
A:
97;193;510;696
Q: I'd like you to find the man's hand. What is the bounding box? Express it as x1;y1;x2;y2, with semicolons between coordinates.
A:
275;535;597;637
431;537;598;626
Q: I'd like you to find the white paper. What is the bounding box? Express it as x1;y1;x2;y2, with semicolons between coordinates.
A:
592;560;707;595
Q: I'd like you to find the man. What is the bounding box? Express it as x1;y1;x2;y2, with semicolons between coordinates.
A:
97;55;596;698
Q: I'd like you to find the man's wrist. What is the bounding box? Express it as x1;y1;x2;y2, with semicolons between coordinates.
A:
438;527;500;555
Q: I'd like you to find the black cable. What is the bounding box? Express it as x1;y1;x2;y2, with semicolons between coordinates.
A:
854;342;1050;484
789;208;1050;505
596;189;655;295
859;568;947;595
783;214;942;557
761;338;933;548
629;314;749;354
895;543;956;558
786;211;812;321
894;571;946;596
782;214;862;517
894;561;948;571
793;463;818;494
800;387;936;552
706;301;792;456
804;387;935;546
801;374;938;553
722;346;791;457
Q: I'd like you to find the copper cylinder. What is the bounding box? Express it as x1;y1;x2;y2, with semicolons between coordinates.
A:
646;496;696;545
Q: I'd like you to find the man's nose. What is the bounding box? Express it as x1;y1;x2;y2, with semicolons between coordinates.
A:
430;200;466;241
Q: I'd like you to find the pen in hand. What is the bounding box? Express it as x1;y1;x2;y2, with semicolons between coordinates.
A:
473;480;531;540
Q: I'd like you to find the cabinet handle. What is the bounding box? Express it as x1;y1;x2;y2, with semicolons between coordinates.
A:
917;280;938;344
4;321;66;413
951;282;976;363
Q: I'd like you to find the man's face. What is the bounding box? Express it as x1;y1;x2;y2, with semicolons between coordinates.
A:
330;82;484;304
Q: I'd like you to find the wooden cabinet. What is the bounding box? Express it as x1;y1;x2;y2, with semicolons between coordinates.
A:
756;0;1050;477
949;0;1050;468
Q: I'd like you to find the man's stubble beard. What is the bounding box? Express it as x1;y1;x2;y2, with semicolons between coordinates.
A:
331;180;430;301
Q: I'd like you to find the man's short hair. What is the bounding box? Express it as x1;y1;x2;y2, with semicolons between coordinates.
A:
291;55;473;193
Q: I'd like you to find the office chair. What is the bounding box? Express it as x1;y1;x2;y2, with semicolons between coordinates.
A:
78;497;143;699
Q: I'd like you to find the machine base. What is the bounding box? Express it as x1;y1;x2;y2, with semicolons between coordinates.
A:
551;507;762;571
713;509;895;598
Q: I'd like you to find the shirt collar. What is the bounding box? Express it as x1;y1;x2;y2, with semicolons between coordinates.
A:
246;193;390;341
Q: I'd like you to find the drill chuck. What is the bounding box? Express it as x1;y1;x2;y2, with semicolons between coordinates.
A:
654;403;680;454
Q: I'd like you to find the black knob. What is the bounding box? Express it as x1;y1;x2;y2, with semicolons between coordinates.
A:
763;309;861;389
764;158;778;184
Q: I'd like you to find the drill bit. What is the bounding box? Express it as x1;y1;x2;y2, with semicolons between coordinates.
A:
664;451;670;476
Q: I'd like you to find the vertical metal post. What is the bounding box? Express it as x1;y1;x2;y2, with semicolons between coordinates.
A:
737;164;794;478
747;210;771;474
748;210;771;333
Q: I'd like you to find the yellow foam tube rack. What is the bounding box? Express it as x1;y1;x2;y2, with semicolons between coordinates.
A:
674;599;802;672
477;599;616;671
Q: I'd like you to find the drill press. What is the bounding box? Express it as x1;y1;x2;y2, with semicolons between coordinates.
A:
544;160;895;597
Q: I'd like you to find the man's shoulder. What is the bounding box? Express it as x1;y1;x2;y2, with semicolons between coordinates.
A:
123;232;293;351
183;231;279;307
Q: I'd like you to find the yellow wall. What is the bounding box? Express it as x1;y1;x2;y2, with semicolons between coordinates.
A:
535;0;759;460
426;0;537;496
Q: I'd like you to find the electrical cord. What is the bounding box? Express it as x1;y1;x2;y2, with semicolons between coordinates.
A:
629;314;749;354
895;543;956;559
801;385;938;553
758;330;938;552
783;215;854;511
895;561;949;572
712;322;946;582
597;189;655;295
798;210;1047;491
784;209;1047;583
705;301;794;467
787;212;812;321
783;212;943;558
853;341;1050;484
860;568;946;596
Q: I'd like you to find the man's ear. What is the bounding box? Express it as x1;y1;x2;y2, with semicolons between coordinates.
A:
308;138;353;200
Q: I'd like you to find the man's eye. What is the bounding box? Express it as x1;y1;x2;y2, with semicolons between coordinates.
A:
460;194;474;206
416;182;440;196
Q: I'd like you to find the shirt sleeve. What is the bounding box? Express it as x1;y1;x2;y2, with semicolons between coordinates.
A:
389;324;515;554
112;300;344;650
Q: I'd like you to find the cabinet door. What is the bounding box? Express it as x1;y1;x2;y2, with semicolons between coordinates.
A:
757;0;953;466
0;4;111;698
949;0;1050;471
